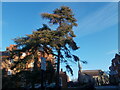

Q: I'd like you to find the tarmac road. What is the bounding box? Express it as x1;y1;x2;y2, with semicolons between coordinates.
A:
95;86;120;90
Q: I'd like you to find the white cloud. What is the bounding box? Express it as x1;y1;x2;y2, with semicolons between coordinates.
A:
106;49;118;55
76;3;118;37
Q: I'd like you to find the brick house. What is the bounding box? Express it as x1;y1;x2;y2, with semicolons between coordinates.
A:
109;54;120;85
78;70;109;86
1;44;55;75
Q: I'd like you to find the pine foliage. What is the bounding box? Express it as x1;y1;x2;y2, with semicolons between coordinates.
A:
13;6;86;78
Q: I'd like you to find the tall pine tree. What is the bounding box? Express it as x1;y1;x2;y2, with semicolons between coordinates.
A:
41;6;80;87
12;6;87;88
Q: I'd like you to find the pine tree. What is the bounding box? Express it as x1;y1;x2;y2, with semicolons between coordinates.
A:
41;6;80;87
13;24;56;88
12;6;87;88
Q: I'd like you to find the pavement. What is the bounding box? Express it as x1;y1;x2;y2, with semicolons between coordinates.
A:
95;86;120;90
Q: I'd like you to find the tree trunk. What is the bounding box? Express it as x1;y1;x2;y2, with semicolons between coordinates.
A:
41;70;45;90
32;56;38;89
56;49;61;88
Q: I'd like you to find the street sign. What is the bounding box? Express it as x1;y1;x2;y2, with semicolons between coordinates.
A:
41;57;46;71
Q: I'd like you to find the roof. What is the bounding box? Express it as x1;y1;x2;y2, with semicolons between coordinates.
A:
81;70;104;76
60;71;66;75
0;51;9;56
112;54;120;62
0;51;10;60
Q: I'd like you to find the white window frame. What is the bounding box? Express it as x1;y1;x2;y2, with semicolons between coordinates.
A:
114;62;116;66
118;60;120;64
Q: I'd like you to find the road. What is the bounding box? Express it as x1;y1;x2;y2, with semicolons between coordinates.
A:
95;86;120;90
61;86;120;90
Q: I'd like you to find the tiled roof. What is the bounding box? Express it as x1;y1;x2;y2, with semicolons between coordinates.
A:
81;70;103;76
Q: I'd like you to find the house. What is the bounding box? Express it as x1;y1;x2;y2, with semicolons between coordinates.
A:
2;44;57;88
59;69;70;88
109;54;120;85
78;69;109;86
1;44;56;75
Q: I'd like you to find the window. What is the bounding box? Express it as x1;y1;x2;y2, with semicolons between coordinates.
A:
7;70;12;75
118;60;120;64
30;62;34;67
114;63;116;66
115;62;118;65
119;59;120;63
116;70;118;74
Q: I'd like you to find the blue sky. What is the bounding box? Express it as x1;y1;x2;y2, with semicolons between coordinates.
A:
2;2;118;79
1;0;119;2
